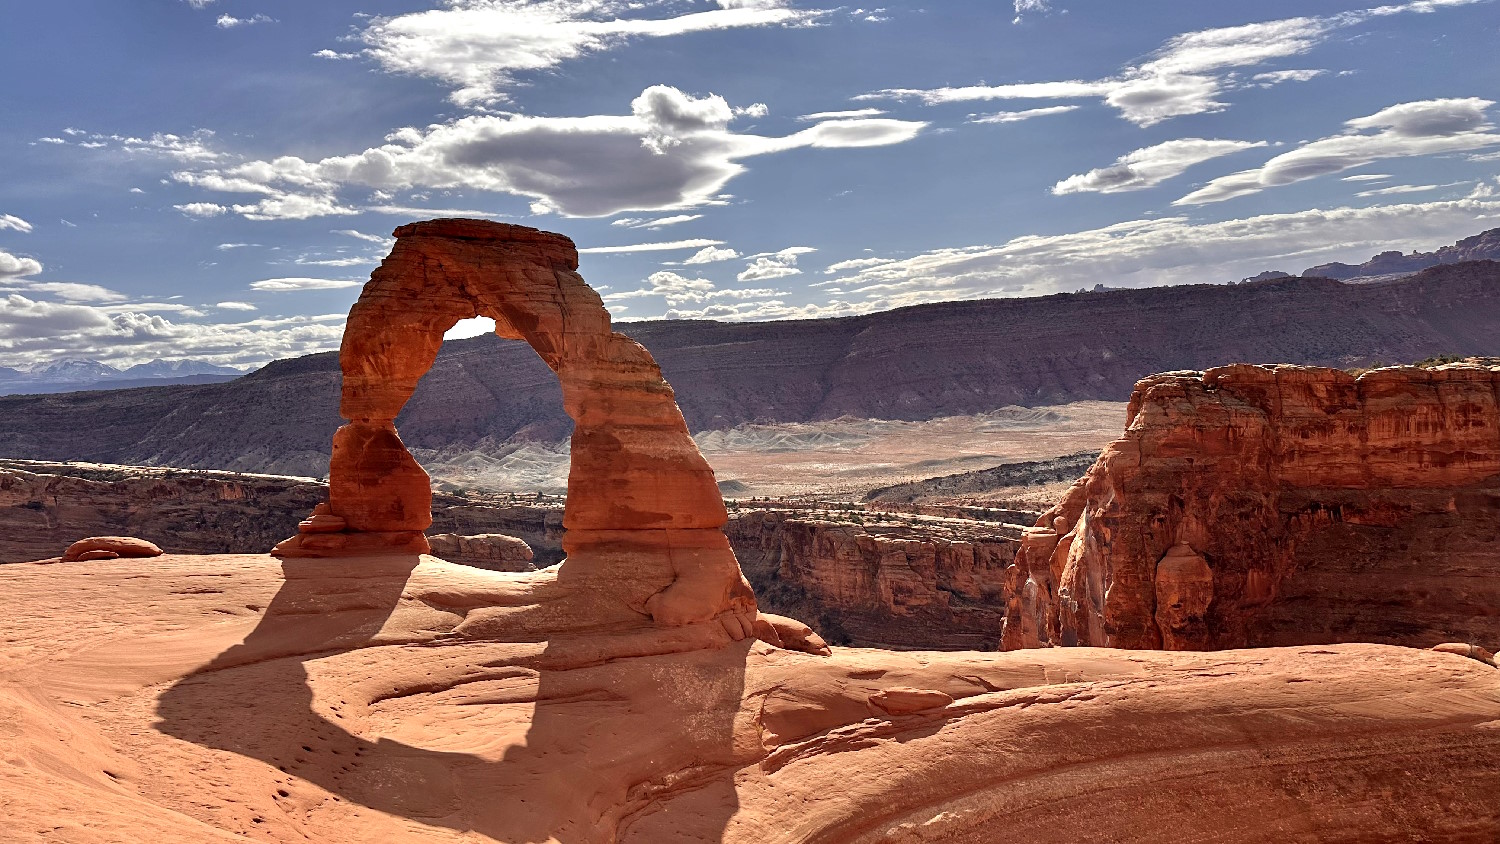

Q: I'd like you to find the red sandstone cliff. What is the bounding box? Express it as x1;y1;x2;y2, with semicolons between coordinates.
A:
1004;360;1500;651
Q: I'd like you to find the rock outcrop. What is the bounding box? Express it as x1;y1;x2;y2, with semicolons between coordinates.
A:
60;536;162;562
1004;360;1500;651
730;508;1025;649
274;220;759;637
3;552;1498;842
425;532;534;572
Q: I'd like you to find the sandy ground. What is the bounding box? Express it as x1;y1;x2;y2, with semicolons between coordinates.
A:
3;553;1499;843
420;402;1128;498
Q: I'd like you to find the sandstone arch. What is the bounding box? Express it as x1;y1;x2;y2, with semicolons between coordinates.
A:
273;219;758;632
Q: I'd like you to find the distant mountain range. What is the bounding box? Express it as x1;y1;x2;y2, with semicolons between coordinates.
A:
1299;227;1500;281
0;358;245;396
0;259;1497;478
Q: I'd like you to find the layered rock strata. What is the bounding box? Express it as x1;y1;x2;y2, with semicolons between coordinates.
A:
730;509;1025;649
1004;361;1500;651
273;220;758;635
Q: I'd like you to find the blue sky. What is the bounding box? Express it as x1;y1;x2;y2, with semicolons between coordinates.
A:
1;0;1498;368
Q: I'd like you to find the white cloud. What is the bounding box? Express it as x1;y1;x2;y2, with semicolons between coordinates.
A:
1341;173;1390;182
216;301;257;310
0;249;43;279
1052;138;1266;195
737;246;814;281
295;256;376;267
1355;183;1439;197
821;198;1500;310
183;0;216;8
332;228;394;244
611;213;703;229
579;238;725;254
1012;0;1054;24
1251;68;1326;86
0;282;128;303
248;277;362;291
0;214;33;233
216;13;275;28
173;85;925;219
603;269;782;306
313;49;359;60
799;108;886;121
861;3;1485;126
969;105;1080;124
0;295;347;369
680;245;740;264
357;0;825;107
1177;98;1500;204
174;202;228;217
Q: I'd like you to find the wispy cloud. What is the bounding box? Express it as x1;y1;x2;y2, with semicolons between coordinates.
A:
969;105;1079;124
0;214;33;234
861;2;1486;126
248;277;362;291
1053;138;1266;195
357;0;827;107
611;213;703;229
216;13;275;28
578;238;725;254
1177;97;1500;204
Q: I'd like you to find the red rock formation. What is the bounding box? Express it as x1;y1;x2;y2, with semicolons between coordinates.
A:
61;536;162;562
1004;360;1500;651
425;532;534;571
273;220;757;635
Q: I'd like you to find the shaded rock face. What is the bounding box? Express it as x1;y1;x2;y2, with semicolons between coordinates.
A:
274;219;756;631
729;509;1022;649
1003;361;1500;652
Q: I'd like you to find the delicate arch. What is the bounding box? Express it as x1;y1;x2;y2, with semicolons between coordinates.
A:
274;219;752;629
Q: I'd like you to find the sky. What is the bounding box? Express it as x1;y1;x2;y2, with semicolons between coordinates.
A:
1;0;1498;369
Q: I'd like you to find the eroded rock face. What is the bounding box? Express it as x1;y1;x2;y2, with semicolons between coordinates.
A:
273;220;755;633
1004;361;1500;651
729;509;1022;649
425;532;534;572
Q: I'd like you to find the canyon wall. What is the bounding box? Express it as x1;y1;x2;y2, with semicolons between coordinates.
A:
1004;361;1500;652
728;509;1026;649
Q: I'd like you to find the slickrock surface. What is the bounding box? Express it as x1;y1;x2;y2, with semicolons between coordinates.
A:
2;553;1498;842
275;220;758;638
2;261;1498;477
730;509;1025;649
1006;360;1500;651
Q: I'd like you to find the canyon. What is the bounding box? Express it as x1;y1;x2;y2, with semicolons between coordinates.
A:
1;260;1498;479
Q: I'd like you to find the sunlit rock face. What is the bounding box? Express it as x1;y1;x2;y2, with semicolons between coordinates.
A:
273;219;757;632
1004;361;1500;651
